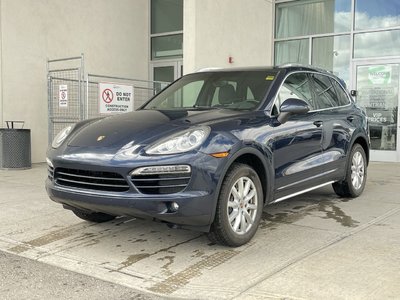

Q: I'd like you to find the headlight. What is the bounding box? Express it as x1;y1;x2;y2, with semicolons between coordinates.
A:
146;126;210;155
52;125;74;148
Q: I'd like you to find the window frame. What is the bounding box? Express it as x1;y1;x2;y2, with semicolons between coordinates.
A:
270;70;353;117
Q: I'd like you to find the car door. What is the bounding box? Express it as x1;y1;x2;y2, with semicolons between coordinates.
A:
309;73;353;180
270;72;325;201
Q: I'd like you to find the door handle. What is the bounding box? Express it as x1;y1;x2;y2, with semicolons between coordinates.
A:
347;116;355;122
313;120;323;127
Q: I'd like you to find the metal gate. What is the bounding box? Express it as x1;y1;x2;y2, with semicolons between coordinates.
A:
47;54;169;143
47;55;85;143
85;74;168;120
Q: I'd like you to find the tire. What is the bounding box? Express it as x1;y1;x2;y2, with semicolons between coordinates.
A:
207;163;263;247
72;208;116;223
333;143;367;198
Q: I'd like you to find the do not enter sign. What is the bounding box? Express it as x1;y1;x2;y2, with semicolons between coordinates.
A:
99;83;134;114
102;88;113;104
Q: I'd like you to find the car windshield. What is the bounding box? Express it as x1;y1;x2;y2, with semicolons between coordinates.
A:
142;70;277;111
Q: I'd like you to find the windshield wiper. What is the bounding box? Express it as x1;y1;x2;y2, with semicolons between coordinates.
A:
190;105;220;110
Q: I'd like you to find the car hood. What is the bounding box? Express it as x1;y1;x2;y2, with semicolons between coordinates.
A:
67;109;246;148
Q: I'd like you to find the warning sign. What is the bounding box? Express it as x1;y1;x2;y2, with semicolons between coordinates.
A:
99;83;133;114
59;85;68;108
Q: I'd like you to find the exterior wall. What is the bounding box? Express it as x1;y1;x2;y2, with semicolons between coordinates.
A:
0;0;149;163
183;0;273;73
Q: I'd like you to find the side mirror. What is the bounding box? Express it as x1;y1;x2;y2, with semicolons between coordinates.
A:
277;98;310;124
350;90;357;97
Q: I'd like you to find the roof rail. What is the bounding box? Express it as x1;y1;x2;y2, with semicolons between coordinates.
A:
196;67;223;72
277;63;333;74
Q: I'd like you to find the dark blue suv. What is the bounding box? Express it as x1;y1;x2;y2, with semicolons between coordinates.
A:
46;65;370;246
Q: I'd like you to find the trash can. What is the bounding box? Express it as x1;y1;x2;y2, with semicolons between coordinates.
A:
0;121;31;169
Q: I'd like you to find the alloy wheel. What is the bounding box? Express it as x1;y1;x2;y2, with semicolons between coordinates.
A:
227;176;258;235
351;151;365;190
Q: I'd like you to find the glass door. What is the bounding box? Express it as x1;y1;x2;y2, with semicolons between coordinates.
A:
151;60;183;93
151;60;182;81
353;60;400;162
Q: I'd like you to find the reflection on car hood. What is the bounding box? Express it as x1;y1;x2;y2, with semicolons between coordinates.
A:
67;109;245;148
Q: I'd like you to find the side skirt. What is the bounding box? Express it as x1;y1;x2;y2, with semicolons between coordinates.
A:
270;181;335;204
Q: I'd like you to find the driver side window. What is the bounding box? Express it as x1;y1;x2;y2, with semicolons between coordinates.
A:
273;72;313;115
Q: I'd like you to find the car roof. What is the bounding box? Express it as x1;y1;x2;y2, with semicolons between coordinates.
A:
196;64;333;75
196;64;344;86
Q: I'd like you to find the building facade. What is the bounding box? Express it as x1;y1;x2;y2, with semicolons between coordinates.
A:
0;0;399;163
274;0;400;162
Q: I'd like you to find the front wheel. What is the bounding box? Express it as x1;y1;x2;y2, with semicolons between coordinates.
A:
72;208;116;223
207;163;263;247
333;143;367;198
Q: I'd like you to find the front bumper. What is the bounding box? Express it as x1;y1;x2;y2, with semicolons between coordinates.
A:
45;150;226;231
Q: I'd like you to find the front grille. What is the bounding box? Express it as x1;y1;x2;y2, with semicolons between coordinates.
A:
131;173;191;194
55;168;129;192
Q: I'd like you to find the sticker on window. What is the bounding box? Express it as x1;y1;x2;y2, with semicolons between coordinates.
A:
265;75;275;81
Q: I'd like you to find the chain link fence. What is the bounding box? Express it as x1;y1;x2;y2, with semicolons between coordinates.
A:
47;55;170;142
86;74;169;119
47;55;84;142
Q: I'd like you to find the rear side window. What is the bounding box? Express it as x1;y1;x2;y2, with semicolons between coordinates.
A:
311;74;339;109
331;78;351;106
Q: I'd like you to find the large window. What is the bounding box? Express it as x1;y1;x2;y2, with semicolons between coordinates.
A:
275;0;351;39
274;0;400;83
151;0;183;34
151;0;183;60
354;30;400;58
312;35;350;82
275;39;309;66
355;0;400;30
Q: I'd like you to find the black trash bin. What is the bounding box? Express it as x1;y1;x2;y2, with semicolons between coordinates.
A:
0;121;31;169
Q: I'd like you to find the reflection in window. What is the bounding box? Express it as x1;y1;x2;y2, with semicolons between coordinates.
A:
312;35;350;84
355;0;400;30
275;0;351;39
311;74;338;109
274;73;314;114
275;39;309;66
331;79;350;106
354;30;400;58
356;64;399;150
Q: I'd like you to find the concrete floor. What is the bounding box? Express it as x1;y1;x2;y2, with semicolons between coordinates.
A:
0;162;399;299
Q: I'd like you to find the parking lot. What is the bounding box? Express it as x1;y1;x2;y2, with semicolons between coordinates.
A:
1;162;399;299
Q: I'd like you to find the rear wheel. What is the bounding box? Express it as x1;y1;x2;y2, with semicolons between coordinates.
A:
333;143;367;198
72;208;116;223
208;163;263;247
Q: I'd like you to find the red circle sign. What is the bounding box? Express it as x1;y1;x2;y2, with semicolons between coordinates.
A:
102;89;113;103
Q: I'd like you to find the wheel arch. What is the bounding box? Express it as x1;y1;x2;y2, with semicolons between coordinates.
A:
209;146;274;227
352;135;370;165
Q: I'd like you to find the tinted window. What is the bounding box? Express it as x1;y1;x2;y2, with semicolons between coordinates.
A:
274;72;314;114
331;78;350;106
311;74;339;109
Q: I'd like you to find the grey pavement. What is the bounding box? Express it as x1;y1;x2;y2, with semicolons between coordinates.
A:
0;250;156;300
0;162;399;299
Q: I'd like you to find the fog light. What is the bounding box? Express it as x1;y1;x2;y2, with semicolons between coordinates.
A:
169;202;179;212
